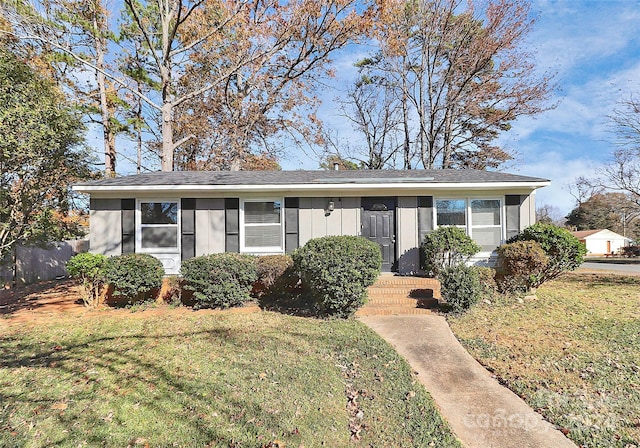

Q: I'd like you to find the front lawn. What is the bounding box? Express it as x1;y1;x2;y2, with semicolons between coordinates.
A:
449;272;640;448
0;310;459;447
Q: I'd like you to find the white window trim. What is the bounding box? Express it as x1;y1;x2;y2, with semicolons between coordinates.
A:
135;199;181;254
468;198;503;255
433;197;504;255
239;197;285;254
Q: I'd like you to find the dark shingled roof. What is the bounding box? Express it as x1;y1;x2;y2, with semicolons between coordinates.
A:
76;169;549;187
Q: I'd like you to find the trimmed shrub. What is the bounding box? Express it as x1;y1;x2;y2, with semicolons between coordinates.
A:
292;236;382;318
440;265;481;313
421;226;481;277
253;254;298;298
66;252;107;308
507;223;586;285
497;240;549;292
181;253;257;309
474;266;498;300
103;253;164;303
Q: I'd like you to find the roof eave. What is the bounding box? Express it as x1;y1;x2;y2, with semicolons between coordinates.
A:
72;180;551;195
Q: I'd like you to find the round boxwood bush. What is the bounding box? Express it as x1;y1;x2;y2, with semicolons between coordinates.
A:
440;264;481;313
292;235;382;318
253;254;297;298
506;223;586;285
421;226;481;277
103;253;164;303
66;252;107;308
497;240;549;293
181;253;257;309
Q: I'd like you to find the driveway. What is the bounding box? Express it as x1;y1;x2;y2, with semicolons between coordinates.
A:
580;261;640;274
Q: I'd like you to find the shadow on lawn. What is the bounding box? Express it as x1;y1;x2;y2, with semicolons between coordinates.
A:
0;323;321;446
0;279;83;318
257;292;323;318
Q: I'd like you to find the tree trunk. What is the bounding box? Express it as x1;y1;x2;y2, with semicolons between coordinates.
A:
161;103;174;172
442;107;453;169
159;1;174;172
94;13;116;176
401;67;412;169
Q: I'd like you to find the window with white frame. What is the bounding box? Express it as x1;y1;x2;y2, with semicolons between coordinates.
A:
434;198;502;253
470;199;502;252
241;199;283;252
139;201;179;250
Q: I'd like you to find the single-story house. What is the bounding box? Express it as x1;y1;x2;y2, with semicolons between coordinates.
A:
72;169;550;275
571;229;632;256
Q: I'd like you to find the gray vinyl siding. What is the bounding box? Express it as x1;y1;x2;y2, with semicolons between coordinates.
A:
521;192;536;228
397;196;420;275
298;197;360;246
89;198;122;256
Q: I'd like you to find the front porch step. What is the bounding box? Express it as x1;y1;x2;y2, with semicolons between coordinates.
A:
364;296;437;306
371;276;440;288
357;275;441;316
368;288;435;299
356;306;433;316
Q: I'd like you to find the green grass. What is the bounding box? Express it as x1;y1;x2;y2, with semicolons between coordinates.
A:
0;311;459;447
449;272;640;448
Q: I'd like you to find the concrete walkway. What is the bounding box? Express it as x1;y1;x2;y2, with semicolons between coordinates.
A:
359;315;577;448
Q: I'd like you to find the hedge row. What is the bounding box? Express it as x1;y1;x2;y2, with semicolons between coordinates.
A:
421;223;586;314
67;235;383;317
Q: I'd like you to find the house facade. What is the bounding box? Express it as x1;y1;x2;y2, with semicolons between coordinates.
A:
73;170;549;275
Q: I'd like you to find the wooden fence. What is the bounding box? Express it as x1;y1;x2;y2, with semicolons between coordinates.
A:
0;240;89;287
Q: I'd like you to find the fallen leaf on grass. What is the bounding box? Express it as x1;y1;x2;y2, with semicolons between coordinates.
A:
51;402;67;411
127;437;149;447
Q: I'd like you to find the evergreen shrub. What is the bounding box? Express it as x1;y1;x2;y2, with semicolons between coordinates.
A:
181;253;257;309
292;236;382;318
103;253;164;303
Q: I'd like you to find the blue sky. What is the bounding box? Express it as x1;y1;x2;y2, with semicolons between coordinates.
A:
282;0;640;215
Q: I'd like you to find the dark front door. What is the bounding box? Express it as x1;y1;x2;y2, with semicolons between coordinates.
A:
362;197;396;272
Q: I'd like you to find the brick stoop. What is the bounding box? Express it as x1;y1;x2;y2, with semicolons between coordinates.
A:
356;275;441;317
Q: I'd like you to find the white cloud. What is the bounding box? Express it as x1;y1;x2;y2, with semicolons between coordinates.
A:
508;60;640;163
530;0;640;76
517;151;600;214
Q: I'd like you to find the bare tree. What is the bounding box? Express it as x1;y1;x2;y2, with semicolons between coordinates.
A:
574;98;640;206
536;204;564;226
344;0;554;170
336;74;406;169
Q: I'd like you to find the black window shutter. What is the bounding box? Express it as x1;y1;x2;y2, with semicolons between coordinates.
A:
505;195;524;240
284;197;299;253
121;199;135;254
181;198;196;260
417;196;434;244
225;198;240;252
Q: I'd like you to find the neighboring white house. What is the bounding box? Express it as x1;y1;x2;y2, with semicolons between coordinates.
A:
572;229;632;256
